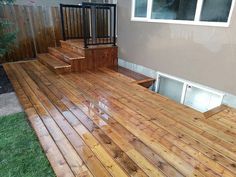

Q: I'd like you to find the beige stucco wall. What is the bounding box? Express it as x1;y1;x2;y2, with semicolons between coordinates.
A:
117;0;236;95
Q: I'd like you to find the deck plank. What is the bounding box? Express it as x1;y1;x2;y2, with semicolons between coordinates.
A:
3;64;76;177
93;69;236;157
16;63;117;177
4;60;236;177
28;61;166;177
21;62;138;177
9;63;94;177
65;70;234;176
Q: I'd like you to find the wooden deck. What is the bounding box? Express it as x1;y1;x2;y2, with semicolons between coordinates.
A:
4;60;236;177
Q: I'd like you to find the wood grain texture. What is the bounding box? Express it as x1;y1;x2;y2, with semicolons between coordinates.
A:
0;5;62;63
37;53;71;74
60;40;118;71
4;60;236;177
204;105;228;118
110;66;155;88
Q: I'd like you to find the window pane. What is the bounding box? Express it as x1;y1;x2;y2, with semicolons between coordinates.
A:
135;0;148;17
158;77;183;103
200;0;232;22
151;0;197;20
184;86;222;112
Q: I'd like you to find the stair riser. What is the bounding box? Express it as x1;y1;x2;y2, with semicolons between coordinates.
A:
71;60;87;72
60;42;85;56
48;48;71;64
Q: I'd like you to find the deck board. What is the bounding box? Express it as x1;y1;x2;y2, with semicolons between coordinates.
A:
3;60;236;177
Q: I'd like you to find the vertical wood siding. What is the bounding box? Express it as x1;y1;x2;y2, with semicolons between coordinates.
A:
0;5;63;63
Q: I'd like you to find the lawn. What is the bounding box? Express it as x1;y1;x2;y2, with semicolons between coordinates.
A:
0;112;55;177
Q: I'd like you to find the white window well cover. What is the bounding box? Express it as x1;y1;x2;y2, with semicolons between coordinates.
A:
156;73;224;113
158;76;183;103
132;0;235;27
183;85;222;112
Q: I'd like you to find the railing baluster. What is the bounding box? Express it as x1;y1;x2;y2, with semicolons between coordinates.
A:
95;7;97;45
82;5;87;48
72;7;75;38
65;7;68;39
113;5;116;46
109;7;112;43
102;8;105;44
79;8;83;38
60;3;116;47
75;8;78;38
60;4;66;40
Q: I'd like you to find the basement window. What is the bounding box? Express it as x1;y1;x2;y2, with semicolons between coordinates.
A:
157;76;183;103
132;0;235;27
155;74;224;112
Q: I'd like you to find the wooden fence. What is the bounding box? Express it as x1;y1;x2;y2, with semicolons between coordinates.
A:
0;5;63;64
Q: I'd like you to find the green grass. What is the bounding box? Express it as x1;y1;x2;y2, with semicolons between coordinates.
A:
0;112;55;177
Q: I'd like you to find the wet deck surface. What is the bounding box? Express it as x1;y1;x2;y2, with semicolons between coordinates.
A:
4;60;236;177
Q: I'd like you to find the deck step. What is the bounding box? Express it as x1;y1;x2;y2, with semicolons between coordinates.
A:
110;66;155;88
38;53;71;74
48;47;85;64
60;40;85;56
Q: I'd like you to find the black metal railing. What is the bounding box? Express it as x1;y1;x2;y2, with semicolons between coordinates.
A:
60;4;84;40
60;3;116;48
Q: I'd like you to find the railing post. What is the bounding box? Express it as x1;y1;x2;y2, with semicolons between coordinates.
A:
82;4;88;48
113;4;116;46
60;4;66;41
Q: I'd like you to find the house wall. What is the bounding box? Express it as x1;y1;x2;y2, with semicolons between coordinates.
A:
117;0;236;96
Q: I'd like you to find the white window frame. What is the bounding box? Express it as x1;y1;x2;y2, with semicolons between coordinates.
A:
131;0;236;27
155;72;224;111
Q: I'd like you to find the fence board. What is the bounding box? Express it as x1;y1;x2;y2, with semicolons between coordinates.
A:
0;5;63;64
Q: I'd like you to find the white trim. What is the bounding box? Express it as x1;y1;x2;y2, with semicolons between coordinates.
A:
155;73;160;93
131;18;231;27
131;0;236;28
180;83;188;104
146;0;153;19
131;0;135;19
194;0;204;21
227;0;236;25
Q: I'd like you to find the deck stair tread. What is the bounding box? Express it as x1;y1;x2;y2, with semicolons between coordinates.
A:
204;105;229;118
61;39;115;49
48;47;85;63
60;40;85;56
38;53;71;74
60;39;84;49
110;66;155;88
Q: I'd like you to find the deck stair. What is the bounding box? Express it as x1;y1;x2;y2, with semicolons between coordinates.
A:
60;40;85;56
38;53;71;74
48;47;85;63
38;39;118;74
110;66;156;88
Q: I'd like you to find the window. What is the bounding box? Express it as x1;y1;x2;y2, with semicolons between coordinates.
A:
158;76;183;102
132;0;235;26
135;0;148;17
200;0;233;22
156;73;224;112
183;85;222;112
151;0;197;20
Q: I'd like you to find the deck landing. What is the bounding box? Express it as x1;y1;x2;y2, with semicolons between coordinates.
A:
4;61;236;177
